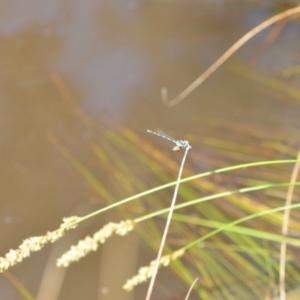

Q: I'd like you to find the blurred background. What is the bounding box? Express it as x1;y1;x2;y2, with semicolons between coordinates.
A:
1;0;300;299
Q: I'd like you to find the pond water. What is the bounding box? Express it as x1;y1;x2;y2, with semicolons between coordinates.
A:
0;1;299;299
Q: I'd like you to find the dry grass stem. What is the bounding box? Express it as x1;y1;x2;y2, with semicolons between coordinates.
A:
162;5;300;106
184;278;198;300
0;216;79;273
145;144;191;300
123;249;185;291
57;219;135;267
279;150;300;300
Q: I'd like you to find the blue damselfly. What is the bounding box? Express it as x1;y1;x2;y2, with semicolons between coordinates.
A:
147;130;191;152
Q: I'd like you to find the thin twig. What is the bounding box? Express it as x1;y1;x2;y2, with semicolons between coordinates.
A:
184;278;198;300
145;145;191;300
279;150;300;300
162;5;300;107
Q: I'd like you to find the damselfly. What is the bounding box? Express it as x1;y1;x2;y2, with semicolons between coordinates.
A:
147;130;191;152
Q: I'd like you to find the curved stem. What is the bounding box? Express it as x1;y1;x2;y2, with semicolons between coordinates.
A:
162;6;300;107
